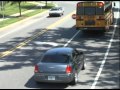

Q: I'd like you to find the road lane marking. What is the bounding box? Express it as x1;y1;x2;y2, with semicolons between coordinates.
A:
0;29;48;57
0;10;75;58
46;11;75;29
90;10;119;89
0;15;47;39
0;10;49;32
34;41;58;46
64;30;80;47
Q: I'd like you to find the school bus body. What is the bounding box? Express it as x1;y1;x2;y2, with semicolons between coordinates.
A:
73;1;114;32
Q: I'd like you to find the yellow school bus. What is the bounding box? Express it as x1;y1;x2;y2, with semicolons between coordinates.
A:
72;1;115;32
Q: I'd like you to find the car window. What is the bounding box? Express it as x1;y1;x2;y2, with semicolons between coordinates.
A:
41;54;70;63
51;8;59;11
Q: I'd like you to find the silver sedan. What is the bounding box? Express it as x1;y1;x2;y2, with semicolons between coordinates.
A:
34;47;86;85
49;7;64;17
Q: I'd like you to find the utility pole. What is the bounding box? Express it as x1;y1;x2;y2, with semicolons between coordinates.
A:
45;1;47;7
0;2;1;11
2;1;4;20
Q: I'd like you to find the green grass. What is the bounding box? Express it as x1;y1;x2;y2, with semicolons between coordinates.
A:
25;3;54;17
0;2;37;17
0;17;23;27
0;3;54;28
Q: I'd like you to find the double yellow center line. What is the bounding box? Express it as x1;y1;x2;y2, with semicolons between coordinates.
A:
0;10;75;58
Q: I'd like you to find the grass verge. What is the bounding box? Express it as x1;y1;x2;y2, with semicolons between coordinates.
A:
0;2;54;28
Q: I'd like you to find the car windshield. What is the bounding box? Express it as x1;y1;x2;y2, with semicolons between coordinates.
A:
51;8;59;11
77;7;104;15
41;54;69;63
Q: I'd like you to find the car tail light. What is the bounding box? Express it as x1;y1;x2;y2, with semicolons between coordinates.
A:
96;16;104;20
66;65;72;74
34;65;39;73
77;3;80;7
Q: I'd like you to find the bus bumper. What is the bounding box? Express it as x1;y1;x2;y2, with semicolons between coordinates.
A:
76;27;106;31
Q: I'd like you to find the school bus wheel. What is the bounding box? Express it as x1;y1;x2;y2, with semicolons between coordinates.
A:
76;27;79;30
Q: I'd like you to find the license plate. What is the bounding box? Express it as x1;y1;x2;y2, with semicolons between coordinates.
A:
48;76;55;80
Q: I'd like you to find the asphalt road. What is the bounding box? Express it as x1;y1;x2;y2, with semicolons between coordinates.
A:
0;1;119;89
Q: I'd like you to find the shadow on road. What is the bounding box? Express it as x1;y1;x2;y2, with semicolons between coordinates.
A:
25;76;68;89
0;9;119;89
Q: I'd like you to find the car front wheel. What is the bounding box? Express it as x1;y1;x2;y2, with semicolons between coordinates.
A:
49;14;51;17
82;60;86;70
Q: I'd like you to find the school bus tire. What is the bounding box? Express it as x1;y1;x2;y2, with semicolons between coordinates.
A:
76;27;79;30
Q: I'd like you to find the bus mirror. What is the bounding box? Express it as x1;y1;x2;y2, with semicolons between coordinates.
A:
72;14;76;19
114;2;116;6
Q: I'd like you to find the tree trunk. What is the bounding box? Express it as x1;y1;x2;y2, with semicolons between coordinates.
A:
0;2;2;11
1;1;5;19
45;1;47;7
18;1;21;16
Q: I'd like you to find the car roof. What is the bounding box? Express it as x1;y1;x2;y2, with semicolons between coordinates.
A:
45;47;73;55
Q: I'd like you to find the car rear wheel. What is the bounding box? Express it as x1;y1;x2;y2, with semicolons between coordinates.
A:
59;13;62;16
70;73;78;85
35;81;40;84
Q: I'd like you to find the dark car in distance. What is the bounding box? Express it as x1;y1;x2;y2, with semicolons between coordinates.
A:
34;47;86;85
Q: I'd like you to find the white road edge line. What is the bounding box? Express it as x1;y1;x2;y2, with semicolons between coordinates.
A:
90;11;119;89
64;30;80;47
0;15;47;39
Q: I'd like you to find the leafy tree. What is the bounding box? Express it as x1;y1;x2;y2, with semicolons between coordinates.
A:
18;1;21;16
10;1;22;16
0;1;6;11
0;2;2;11
45;1;47;7
0;1;6;18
